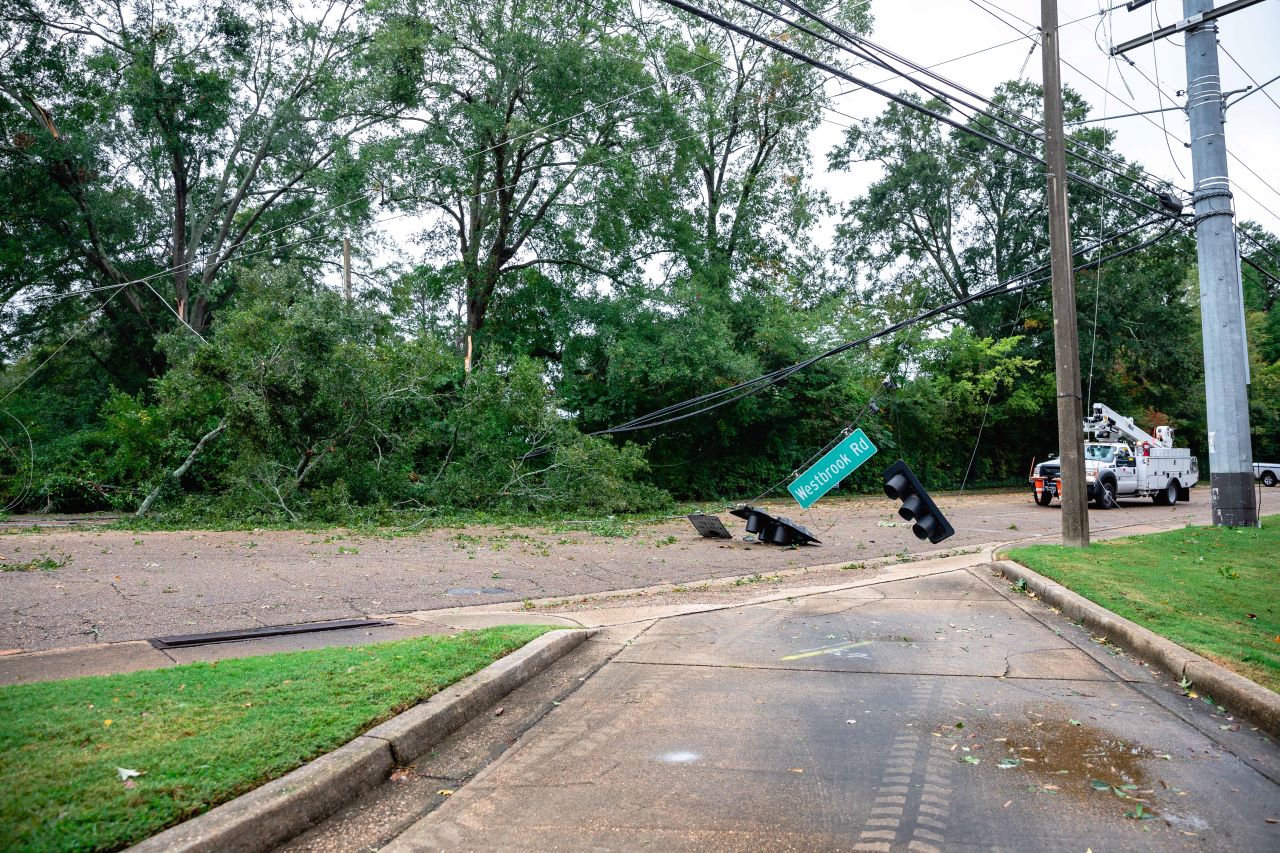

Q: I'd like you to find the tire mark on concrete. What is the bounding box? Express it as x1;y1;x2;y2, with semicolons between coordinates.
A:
853;678;937;851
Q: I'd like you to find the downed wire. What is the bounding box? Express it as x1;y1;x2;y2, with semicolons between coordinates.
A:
518;218;1178;462
591;216;1173;438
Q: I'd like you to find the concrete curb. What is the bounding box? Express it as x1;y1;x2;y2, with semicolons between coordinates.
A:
387;542;996;623
128;628;593;853
992;558;1280;737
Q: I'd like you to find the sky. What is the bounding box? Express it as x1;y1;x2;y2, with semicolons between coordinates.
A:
811;0;1280;234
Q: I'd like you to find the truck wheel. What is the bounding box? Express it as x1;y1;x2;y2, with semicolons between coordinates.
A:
1095;477;1117;509
1154;480;1178;506
1035;489;1053;506
1264;471;1278;488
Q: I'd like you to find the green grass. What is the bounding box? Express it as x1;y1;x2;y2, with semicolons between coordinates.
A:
0;553;71;572
1006;516;1280;692
0;625;556;852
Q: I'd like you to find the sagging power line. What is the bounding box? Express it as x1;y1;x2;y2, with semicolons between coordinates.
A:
565;217;1178;443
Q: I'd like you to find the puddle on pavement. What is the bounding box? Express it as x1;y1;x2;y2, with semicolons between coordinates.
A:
931;709;1182;824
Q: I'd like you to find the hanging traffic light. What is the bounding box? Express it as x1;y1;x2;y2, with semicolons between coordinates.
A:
729;506;820;546
881;460;955;544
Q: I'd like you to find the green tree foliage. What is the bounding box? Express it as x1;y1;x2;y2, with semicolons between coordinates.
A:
366;0;671;359
1;275;665;518
145;282;666;520
1;0;400;352
2;0;1279;519
556;0;876;499
827;81;1244;474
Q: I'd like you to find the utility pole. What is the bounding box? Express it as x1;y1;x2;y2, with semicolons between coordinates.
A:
1041;0;1090;547
1181;0;1257;526
1112;0;1259;527
342;237;352;302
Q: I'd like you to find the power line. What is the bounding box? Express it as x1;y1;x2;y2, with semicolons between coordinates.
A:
1142;1;1187;178
1087;38;1116;412
1227;150;1280;208
1238;225;1280;272
0;286;128;404
660;0;1171;222
1220;41;1280;114
972;0;1194;185
0;407;34;512
760;0;1182;213
748;379;890;504
1074;6;1280;223
587;215;1175;438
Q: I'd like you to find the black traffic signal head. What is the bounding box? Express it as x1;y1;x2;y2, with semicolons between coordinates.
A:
881;460;955;544
731;505;774;536
729;506;820;546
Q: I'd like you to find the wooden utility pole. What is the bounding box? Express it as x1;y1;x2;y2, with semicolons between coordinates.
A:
342;237;352;302
1041;0;1090;546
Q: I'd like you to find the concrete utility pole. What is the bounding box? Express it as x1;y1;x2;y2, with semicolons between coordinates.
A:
1181;0;1257;526
1113;1;1260;526
1040;0;1090;547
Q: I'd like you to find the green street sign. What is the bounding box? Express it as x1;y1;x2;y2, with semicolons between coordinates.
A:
787;428;878;509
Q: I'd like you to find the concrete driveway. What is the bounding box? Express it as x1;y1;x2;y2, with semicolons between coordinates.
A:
374;560;1280;852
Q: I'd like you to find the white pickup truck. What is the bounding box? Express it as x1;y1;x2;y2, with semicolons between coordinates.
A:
1256;462;1280;488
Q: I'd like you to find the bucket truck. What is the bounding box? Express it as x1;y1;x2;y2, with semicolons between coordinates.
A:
1030;404;1199;509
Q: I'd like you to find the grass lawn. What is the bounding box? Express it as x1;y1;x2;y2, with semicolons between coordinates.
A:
0;625;556;852
1006;515;1280;693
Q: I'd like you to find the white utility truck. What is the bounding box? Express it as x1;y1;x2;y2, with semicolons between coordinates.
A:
1255;462;1279;488
1030;404;1199;509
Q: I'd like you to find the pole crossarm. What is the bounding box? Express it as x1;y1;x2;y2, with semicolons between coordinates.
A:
1110;0;1267;54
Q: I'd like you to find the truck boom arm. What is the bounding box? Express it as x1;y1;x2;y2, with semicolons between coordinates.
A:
1082;403;1169;447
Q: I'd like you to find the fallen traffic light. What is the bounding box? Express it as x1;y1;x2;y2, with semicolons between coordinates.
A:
767;515;820;546
729;506;820;546
881;460;954;544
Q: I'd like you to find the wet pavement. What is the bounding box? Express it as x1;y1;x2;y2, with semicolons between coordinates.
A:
368;564;1280;852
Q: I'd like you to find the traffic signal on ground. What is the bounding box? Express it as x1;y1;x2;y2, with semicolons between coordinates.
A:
729;506;820;546
881;460;954;544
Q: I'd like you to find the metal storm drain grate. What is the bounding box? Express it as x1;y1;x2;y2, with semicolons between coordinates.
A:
149;618;393;650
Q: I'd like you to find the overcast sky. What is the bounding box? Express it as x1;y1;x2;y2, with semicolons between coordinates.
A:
813;0;1280;233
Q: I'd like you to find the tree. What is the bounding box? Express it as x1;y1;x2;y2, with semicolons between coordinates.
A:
555;1;876;497
1;0;404;349
829;81;1154;337
369;0;671;360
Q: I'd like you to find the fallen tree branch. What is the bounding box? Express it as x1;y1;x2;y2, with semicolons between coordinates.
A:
134;418;228;517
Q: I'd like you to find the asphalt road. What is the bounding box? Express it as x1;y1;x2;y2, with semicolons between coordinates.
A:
363;564;1280;852
2;488;1276;652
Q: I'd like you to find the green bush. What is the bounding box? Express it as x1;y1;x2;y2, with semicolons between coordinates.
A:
123;285;671;522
